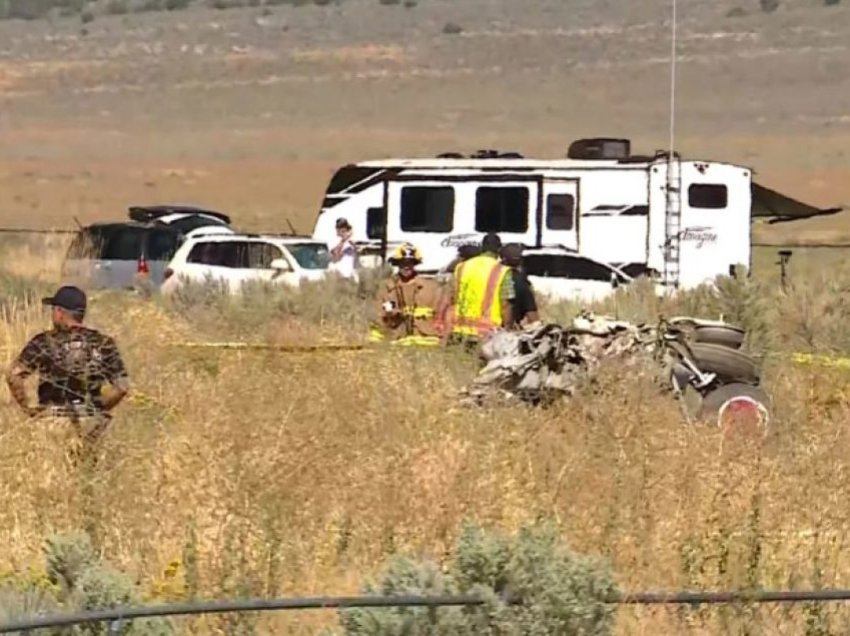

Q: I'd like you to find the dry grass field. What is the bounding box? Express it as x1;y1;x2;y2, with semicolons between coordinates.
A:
3;247;850;633
2;0;850;633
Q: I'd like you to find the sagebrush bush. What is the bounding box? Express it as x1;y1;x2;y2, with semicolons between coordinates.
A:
164;270;385;339
340;522;617;635
45;532;97;594
0;531;175;635
0;586;61;626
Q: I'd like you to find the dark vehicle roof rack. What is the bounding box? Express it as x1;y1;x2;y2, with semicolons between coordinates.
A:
128;205;231;225
437;150;525;159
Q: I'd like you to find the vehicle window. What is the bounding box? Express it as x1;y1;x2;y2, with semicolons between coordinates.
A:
287;243;330;270
524;254;616;281
187;242;216;265
101;227;145;260
247;243;283;269
166;215;227;235
187;241;243;267
146;229;180;261
546;193;575;231
688;184;728;209
400;187;454;232
366;207;386;240
475;187;529;233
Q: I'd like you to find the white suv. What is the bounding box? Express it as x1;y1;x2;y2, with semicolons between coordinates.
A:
160;233;331;295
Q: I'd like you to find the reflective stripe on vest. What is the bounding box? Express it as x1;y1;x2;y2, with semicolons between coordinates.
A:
402;306;435;319
452;255;508;337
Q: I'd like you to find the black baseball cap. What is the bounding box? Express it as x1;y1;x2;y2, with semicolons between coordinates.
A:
42;286;87;314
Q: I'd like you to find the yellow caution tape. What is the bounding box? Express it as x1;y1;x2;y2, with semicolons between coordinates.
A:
368;326;439;347
169;342;368;353
791;352;850;370
390;336;440;347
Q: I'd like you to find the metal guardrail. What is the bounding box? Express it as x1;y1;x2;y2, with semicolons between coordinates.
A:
6;590;850;633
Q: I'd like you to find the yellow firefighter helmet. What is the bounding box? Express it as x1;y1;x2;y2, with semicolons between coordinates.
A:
388;243;423;265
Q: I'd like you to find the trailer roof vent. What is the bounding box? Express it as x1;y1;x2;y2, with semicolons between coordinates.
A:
567;138;631;160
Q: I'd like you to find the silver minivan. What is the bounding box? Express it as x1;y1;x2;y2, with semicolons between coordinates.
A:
61;205;234;290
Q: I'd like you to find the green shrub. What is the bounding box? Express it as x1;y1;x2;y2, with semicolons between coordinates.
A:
341;522;617;635
45;532;97;594
0;272;52;313
3;0;54;19
164;273;381;339
0;531;177;636
0;586;61;626
442;21;463;35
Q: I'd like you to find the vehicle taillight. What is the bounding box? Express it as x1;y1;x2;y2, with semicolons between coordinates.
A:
137;254;150;275
163;268;174;281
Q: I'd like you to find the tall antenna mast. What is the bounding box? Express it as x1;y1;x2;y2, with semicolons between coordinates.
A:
663;0;682;290
668;0;677;157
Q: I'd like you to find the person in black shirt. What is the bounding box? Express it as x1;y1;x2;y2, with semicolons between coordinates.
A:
500;243;540;328
6;286;129;440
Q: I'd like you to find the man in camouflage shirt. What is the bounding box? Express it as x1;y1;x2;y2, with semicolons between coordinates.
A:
6;286;129;441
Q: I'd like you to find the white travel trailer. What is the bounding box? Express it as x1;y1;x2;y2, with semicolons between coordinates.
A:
311;139;839;289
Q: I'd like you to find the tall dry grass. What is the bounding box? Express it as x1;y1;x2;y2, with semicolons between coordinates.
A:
2;252;850;633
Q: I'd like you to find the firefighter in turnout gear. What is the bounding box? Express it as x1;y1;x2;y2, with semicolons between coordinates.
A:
370;244;443;345
444;233;515;345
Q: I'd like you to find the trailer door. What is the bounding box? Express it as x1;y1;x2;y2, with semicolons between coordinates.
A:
677;163;751;288
540;180;578;250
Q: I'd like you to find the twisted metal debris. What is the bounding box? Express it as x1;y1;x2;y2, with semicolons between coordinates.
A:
462;313;667;407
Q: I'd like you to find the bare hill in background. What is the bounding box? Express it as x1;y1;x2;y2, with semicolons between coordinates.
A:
0;0;847;240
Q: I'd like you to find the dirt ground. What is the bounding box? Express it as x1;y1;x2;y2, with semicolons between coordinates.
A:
0;0;848;242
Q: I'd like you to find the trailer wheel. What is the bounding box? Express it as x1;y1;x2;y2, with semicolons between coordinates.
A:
693;325;745;350
699;383;771;434
689;342;760;384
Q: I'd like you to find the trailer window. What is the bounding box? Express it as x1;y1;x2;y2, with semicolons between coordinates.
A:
546;194;575;231
366;207;386;240
689;184;728;209
475;187;529;233
400;187;454;232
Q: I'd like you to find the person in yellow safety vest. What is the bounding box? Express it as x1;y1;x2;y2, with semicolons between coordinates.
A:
434;243;481;337
370;243;443;344
443;233;515;345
